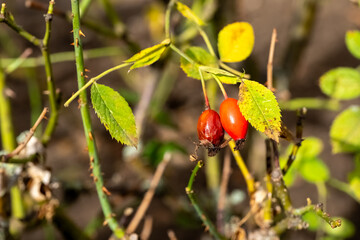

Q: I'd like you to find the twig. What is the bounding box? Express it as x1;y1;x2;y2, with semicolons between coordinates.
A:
216;149;231;233
5;48;33;74
267;29;277;91
167;230;178;240
126;153;171;234
4;108;48;160
25;0;66;18
229;139;255;195
70;0;125;237
140;216;153;240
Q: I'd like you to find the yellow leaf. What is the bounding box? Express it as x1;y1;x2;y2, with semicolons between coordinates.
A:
218;22;254;63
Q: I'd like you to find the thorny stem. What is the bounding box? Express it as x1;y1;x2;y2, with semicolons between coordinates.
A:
42;1;59;145
70;0;125;238
63;62;131;107
229;139;255;195
186;161;226;240
292;201;341;229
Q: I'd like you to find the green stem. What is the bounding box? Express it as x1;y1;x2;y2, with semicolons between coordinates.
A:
212;74;228;99
169;43;196;64
70;1;125;238
0;65;16;151
198;69;209;108
63;62;131;107
42;1;59;144
186;161;226;240
219;61;250;79
0;4;41;47
327;178;360;204
197;26;216;57
165;0;176;39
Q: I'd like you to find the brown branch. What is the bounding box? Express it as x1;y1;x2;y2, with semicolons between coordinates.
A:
140;216;153;240
267;29;277;91
126;153;171;234
4;107;48;160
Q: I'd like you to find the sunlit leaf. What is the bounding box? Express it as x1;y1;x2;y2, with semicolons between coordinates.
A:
296;137;323;160
238;80;281;141
176;1;205;26
91;83;138;147
346;30;360;59
180;46;217;80
299;157;330;183
218;22;254;62
319;67;360;100
330;106;360;153
124;39;170;70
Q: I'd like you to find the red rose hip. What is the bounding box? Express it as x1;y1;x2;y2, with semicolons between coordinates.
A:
219;98;248;147
197;109;224;147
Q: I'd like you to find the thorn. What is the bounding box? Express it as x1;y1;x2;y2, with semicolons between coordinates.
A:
90;173;94;177
90;157;94;163
80;71;84;77
103;220;108;226
70;30;73;33
84;68;90;72
102;186;112;196
89;132;93;141
75;38;79;47
70;42;74;46
79;29;86;37
84;75;88;78
94;177;98;182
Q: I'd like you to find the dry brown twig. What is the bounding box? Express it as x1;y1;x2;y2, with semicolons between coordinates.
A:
126;153;171;234
140;216;153;240
267;28;277;91
4;107;48;160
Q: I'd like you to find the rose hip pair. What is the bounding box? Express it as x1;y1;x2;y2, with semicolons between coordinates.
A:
197;98;248;156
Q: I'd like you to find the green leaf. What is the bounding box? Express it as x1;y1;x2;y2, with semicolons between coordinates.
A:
142;140;186;166
322;217;355;238
238;80;282;142
348;155;360;201
91;83;138;147
346;30;360;59
199;66;239;84
218;22;254;62
176;1;205;26
296;137;323;160
124;39;170;70
302;211;321;231
319;67;360;100
330;106;360;153
180;46;217;80
299;157;330;183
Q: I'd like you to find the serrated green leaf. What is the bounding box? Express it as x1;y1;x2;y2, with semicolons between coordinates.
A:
124;39;170;70
299;157;330;183
330;106;360;153
218;22;254;63
176;1;205;26
180;46;217;80
238;80;281;141
91;83;138;147
199;66;239;84
319;67;360;100
322;217;355;238
346;30;360;59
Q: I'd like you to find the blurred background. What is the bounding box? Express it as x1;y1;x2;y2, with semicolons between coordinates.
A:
1;0;360;239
